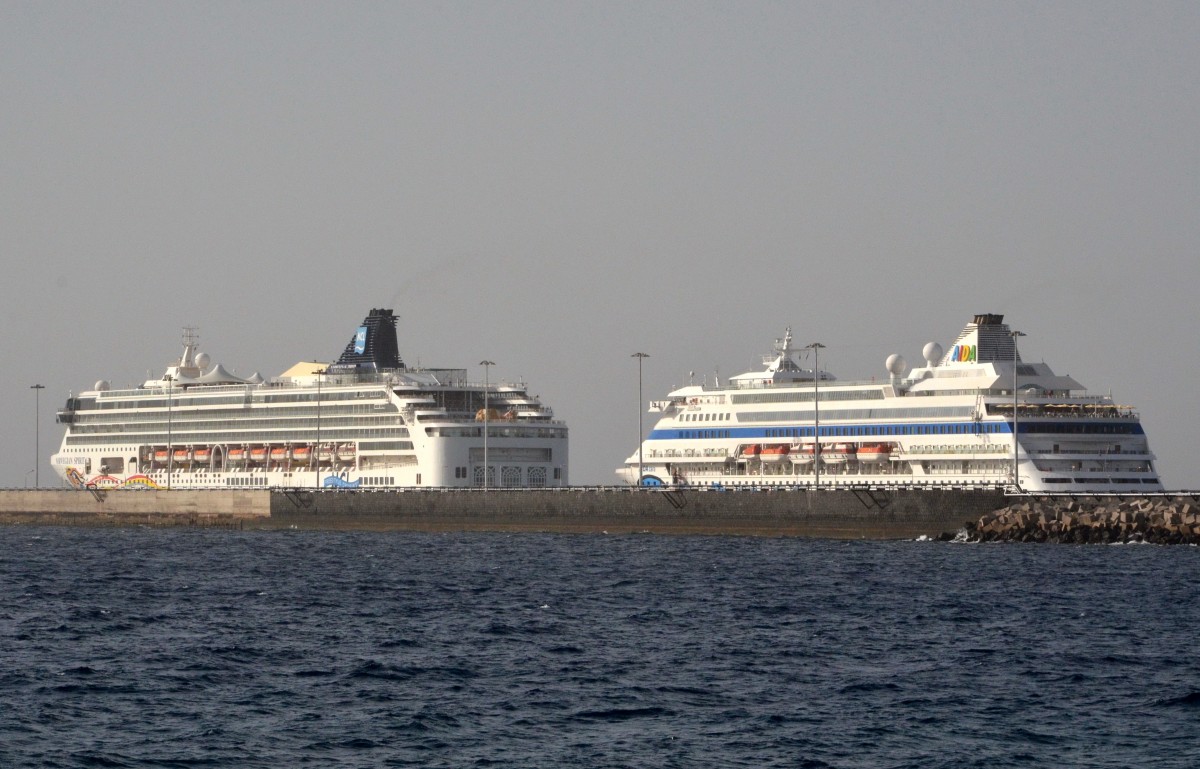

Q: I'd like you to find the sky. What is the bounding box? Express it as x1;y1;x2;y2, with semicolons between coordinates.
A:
1;1;1197;488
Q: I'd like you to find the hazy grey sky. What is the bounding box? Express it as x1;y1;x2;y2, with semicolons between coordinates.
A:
2;1;1197;488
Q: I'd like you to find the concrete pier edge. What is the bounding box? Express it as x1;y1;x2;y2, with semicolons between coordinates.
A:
2;487;1197;541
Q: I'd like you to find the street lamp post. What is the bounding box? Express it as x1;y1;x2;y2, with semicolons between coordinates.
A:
632;352;649;486
165;375;174;490
805;343;825;489
30;384;45;488
1010;330;1026;492
479;360;494;490
315;365;325;489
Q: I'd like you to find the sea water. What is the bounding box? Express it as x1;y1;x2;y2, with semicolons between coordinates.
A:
1;527;1198;768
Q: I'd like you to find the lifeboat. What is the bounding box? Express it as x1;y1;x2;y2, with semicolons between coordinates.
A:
153;449;169;465
292;446;312;463
741;444;762;459
857;443;892;464
790;444;816;465
317;443;335;463
269;447;288;462
172;448;192;465
228;447;246;464
821;443;857;464
193;447;211;464
249;446;268;463
760;444;790;463
337;443;357;461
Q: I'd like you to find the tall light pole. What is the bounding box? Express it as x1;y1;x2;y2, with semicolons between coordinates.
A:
632;352;649;486
315;364;325;489
479;360;494;490
1010;330;1026;492
805;343;825;489
30;384;45;488
165;375;173;490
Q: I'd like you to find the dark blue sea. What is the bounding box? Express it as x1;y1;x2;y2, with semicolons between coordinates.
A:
2;527;1198;768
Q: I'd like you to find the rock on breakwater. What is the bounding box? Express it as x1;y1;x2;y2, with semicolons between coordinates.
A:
967;496;1200;544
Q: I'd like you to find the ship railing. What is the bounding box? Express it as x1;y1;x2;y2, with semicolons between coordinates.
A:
905;444;1009;455
1026;447;1152;456
985;403;1139;419
287;483;1015;494
653;448;734;458
27;483;1194;498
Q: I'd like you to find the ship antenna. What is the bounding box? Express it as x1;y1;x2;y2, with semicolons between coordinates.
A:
181;326;200;367
778;327;793;353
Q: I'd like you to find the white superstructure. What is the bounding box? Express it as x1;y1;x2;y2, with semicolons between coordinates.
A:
53;309;568;490
617;314;1160;493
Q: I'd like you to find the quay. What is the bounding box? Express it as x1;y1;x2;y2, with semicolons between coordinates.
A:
0;487;1007;539
7;488;1198;542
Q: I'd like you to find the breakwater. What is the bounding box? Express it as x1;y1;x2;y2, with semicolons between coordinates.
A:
0;487;1004;539
968;495;1200;544
6;488;1198;542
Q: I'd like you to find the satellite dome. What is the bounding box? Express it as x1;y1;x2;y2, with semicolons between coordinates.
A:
94;380;110;391
922;342;944;366
885;354;908;376
195;352;211;370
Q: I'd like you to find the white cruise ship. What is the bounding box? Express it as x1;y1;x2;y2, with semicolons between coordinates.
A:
617;314;1161;493
53;309;568;490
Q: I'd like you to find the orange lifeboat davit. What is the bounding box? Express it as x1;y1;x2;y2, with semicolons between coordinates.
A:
790;444;816;465
822;443;857;464
760;444;790;463
857;443;892;464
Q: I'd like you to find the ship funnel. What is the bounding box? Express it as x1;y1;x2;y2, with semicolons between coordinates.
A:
329;308;405;374
939;313;1019;366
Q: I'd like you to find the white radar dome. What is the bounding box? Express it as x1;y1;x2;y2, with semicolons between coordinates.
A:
94;380;110;391
195;352;211;370
885;354;908;377
922;342;943;366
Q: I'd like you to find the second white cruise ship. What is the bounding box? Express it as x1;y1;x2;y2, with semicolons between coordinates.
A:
53;309;568;490
617;314;1161;493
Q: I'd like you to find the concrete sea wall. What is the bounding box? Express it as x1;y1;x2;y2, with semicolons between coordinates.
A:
0;489;270;529
0;487;1004;539
266;487;1003;538
11;487;1198;542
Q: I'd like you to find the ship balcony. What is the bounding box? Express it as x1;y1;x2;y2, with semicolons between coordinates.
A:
410;408;452;419
985;402;1139;419
645;447;730;461
902;444;1010;457
431;409;563;424
1026;447;1154;459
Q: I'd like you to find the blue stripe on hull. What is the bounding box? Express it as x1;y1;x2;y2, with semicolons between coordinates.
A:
649;420;1145;441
